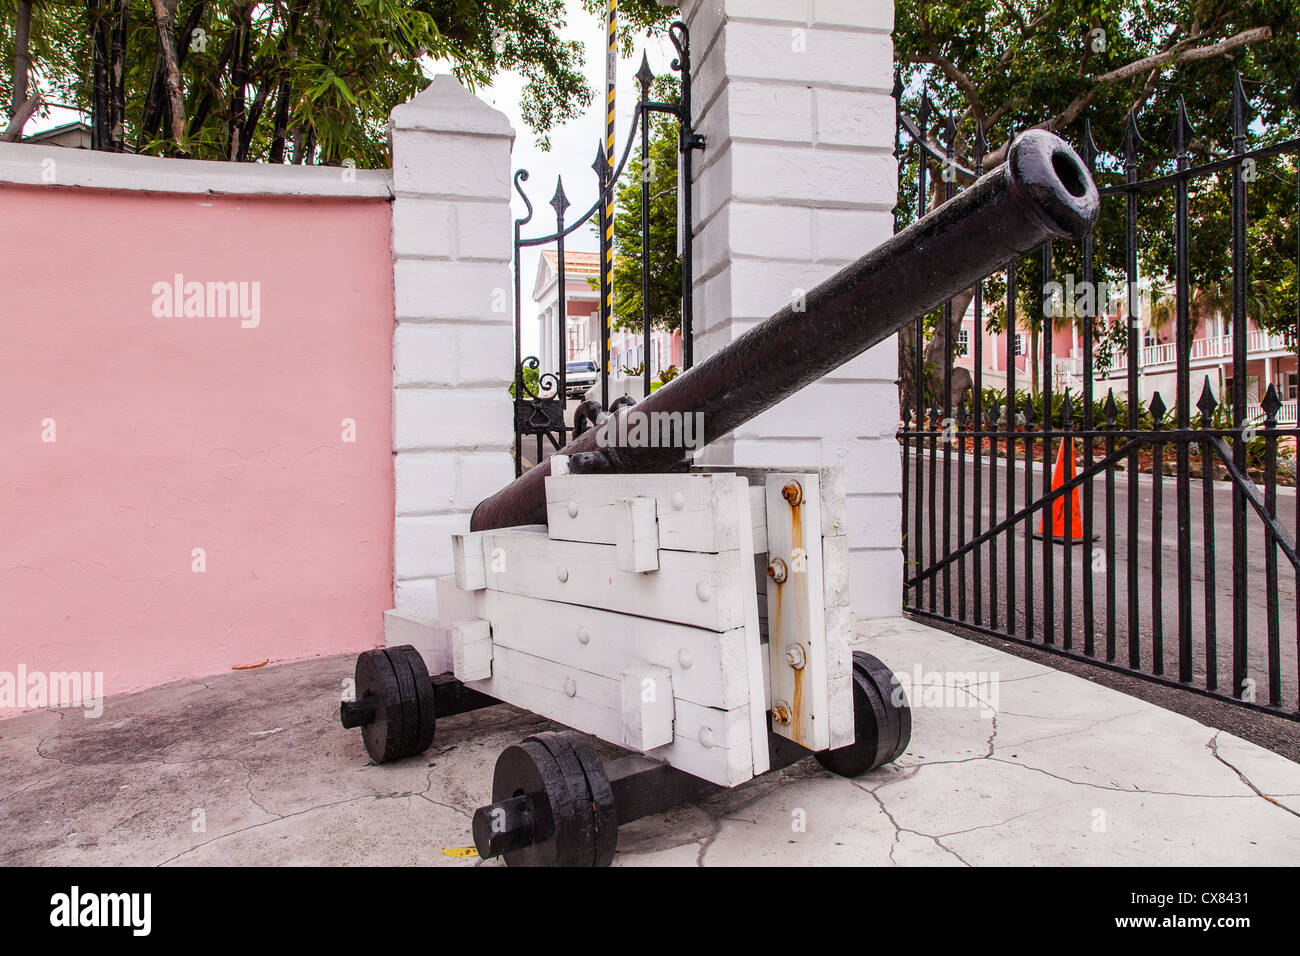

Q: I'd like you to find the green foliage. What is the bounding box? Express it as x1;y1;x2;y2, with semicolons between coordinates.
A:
508;360;540;398
658;364;679;384
0;0;641;163
604;75;683;335
894;0;1300;340
578;0;676;58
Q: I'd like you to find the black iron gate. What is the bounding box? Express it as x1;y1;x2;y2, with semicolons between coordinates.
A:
898;76;1300;719
511;21;703;476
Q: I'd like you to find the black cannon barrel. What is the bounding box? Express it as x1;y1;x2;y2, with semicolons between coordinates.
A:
473;130;1100;532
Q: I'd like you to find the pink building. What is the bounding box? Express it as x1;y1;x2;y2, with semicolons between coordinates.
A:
955;287;1296;422
533;250;682;386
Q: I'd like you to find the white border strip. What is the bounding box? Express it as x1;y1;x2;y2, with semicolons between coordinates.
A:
0;141;393;199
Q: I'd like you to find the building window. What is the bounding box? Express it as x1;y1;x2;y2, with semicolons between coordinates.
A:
1288;373;1298;401
956;327;969;356
1013;333;1025;357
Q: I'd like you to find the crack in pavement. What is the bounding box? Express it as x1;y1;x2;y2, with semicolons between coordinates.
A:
1208;732;1300;820
154;794;384;866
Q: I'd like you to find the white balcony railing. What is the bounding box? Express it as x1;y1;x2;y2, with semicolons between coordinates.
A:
1245;399;1298;425
1108;330;1290;372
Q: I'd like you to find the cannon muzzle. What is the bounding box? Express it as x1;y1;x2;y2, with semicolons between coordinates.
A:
473;129;1100;531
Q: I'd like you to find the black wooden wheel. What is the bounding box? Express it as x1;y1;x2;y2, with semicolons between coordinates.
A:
489;740;577;868
479;731;617;867
815;651;911;778
348;646;438;764
568;735;618;867
386;647;420;759
854;651;911;764
530;732;617;867
387;645;437;756
354;649;404;765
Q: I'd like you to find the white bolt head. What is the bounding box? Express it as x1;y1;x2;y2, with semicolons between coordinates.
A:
696;581;712;602
577;626;591;645
698;726;715;748
677;648;693;669
563;677;577;698
671;492;686;511
556;565;569;583
567;500;579;518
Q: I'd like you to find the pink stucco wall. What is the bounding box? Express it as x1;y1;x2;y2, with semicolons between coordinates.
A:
0;184;394;708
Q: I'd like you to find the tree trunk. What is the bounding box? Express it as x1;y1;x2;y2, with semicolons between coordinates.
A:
9;0;32;114
227;3;252;160
268;80;292;163
109;0;128;151
90;0;112;149
151;0;189;154
1;0;36;142
921;286;977;411
141;0;207;144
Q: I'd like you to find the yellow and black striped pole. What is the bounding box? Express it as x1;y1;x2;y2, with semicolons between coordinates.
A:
600;0;617;404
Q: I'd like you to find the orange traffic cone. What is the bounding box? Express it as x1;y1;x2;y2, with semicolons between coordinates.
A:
1036;438;1089;543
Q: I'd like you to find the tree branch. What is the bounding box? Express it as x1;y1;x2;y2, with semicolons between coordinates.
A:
1;92;40;142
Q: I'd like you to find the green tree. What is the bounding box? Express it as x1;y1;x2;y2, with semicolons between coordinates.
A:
604;75;681;336
0;0;654;163
893;0;1299;411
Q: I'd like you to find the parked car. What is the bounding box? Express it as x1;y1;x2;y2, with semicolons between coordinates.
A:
565;360;599;399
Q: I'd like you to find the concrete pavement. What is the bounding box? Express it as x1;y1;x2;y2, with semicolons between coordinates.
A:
2;617;1297;866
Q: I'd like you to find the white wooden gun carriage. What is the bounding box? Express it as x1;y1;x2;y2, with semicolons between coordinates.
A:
341;461;911;866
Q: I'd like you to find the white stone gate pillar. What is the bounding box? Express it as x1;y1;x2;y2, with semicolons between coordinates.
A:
678;0;903;618
388;76;516;617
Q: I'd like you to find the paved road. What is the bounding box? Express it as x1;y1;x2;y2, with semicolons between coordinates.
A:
5;635;1299;866
904;448;1300;712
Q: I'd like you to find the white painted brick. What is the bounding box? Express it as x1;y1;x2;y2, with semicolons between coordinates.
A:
394;324;457;387
694;210;732;279
728;436;823;468
452;322;514;385
392;199;511;261
730;142;895;206
722;258;840;318
393;130;510;199
849;547;903;618
722;0;810;22
816;89;897;149
395;451;457;515
395;578;441;617
813;0;894;31
394;259;511;321
694;143;734;227
812;206;893;263
395;513;469;580
847;492;901;546
823;334;898;382
825;436;903;496
721;22;893;91
392;197;454;258
456;452;515;510
724;82;814;143
455;202;513;260
737;381;871;438
694;269;732;327
394;387;513;450
730;203;813;260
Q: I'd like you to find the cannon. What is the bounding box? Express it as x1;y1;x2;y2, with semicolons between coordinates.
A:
341;130;1100;866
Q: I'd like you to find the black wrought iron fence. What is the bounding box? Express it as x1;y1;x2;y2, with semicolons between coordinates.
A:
511;21;703;476
898;75;1300;719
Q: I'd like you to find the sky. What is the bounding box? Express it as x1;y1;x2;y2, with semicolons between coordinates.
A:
26;0;678;360
461;2;678;358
